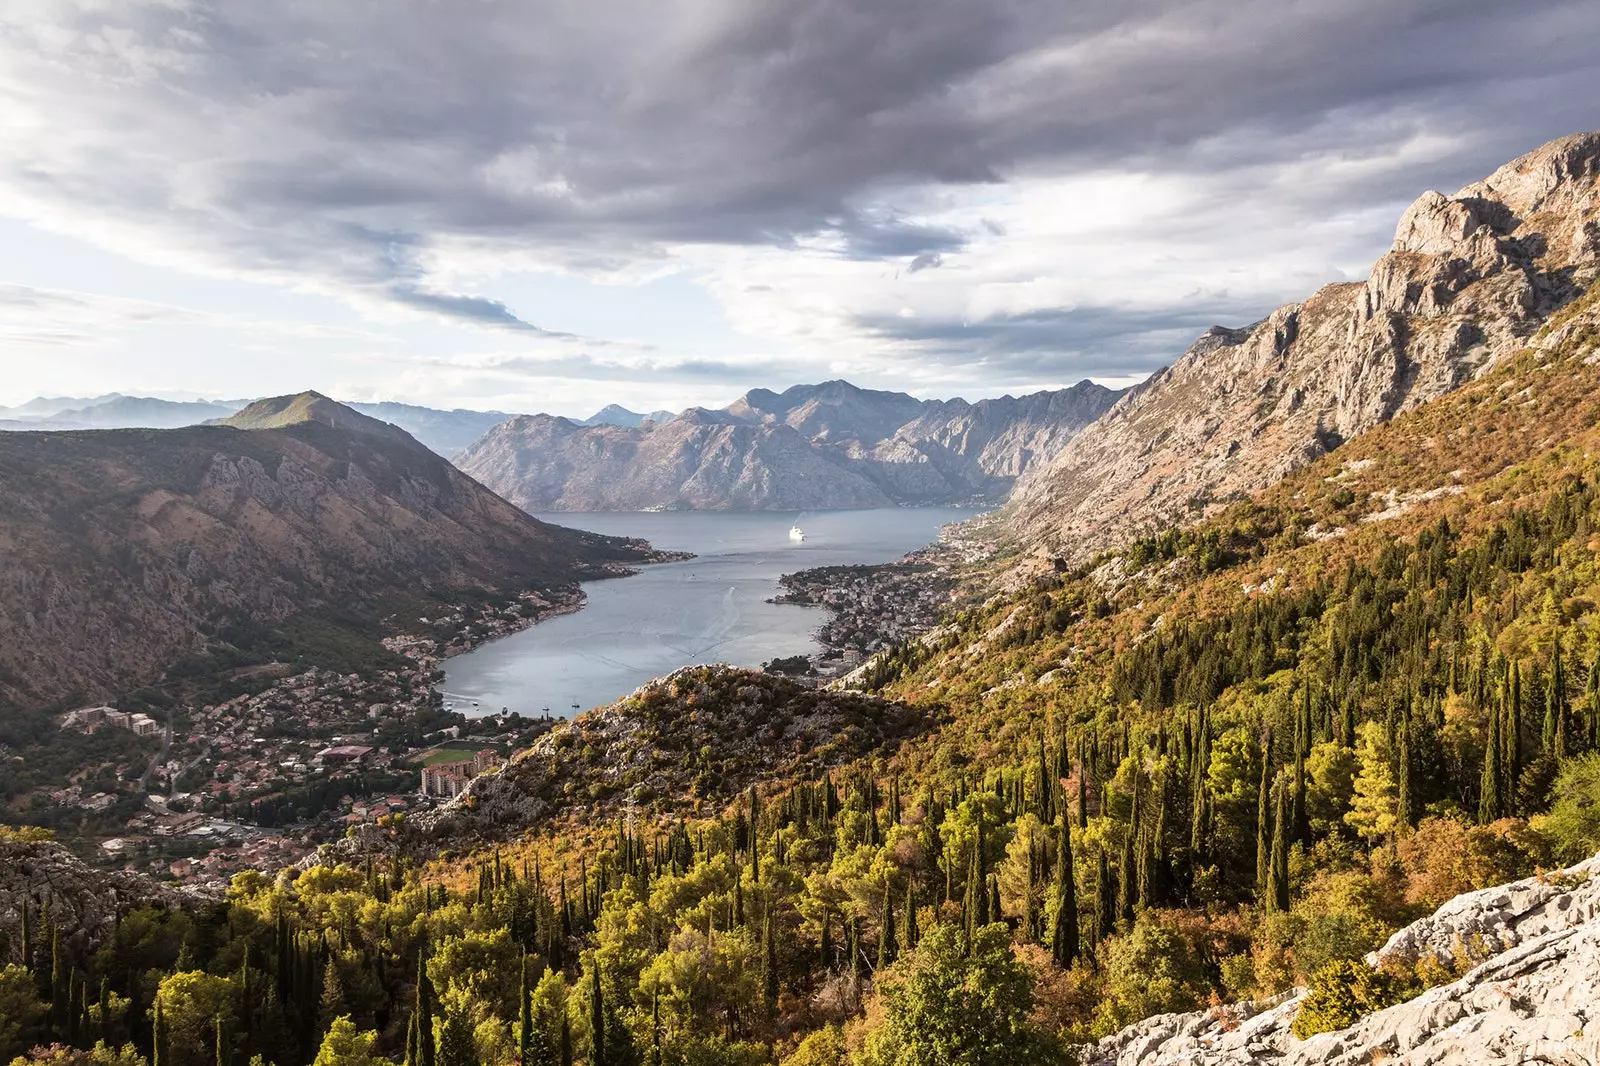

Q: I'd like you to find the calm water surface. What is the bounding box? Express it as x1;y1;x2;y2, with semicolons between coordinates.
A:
440;508;978;717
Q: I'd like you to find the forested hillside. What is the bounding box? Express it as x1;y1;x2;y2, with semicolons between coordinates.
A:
6;288;1600;1065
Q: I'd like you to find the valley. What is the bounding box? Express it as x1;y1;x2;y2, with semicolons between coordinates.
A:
4;131;1600;1066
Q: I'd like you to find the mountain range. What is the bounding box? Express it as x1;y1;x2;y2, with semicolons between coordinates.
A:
4;133;1600;1066
1008;131;1600;561
455;378;1124;511
0;392;666;711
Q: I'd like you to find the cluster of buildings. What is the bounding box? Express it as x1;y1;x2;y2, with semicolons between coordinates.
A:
61;705;161;736
418;747;503;798
29;592;562;885
772;562;956;669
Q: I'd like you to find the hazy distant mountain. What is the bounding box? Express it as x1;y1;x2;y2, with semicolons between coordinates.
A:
580;404;677;427
344;401;515;456
0;391;665;709
0;394;245;429
0;392;517;458
457;379;1123;511
0;393;127;420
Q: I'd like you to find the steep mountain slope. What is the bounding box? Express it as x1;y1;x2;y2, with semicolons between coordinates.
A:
457;379;1121;511
0;392;664;710
456;410;897;511
723;380;929;442
1011;132;1600;561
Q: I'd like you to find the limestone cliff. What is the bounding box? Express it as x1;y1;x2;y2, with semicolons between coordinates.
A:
1011;132;1600;561
1087;852;1600;1066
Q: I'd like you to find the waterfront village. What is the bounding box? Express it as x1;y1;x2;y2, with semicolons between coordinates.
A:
23;552;970;887
31;592;577;887
770;560;956;674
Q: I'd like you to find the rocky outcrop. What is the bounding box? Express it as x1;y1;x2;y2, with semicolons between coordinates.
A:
390;665;935;846
456;379;1122;511
1011;132;1600;561
0;393;666;709
0;835;213;963
1085;853;1600;1066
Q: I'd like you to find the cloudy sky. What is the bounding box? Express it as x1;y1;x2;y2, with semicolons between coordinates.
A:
0;0;1596;417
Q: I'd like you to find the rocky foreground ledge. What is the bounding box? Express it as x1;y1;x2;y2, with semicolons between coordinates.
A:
0;834;217;953
1089;852;1600;1066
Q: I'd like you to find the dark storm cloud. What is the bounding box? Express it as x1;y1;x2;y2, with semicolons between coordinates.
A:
2;0;1598;347
387;286;578;338
852;300;1273;379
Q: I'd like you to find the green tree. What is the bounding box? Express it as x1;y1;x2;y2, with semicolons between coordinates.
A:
312;1017;381;1066
1539;752;1600;861
154;973;235;1066
857;924;1054;1066
1048;807;1078;968
436;1009;477;1066
0;963;47;1061
1345;723;1398;844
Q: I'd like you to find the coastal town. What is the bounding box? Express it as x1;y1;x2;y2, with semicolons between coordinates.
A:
16;541;974;886
770;558;958;672
19;589;577;885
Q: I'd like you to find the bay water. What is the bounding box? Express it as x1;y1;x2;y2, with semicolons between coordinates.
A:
439;508;977;717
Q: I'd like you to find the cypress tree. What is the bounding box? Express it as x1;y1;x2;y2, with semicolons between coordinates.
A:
1049;806;1079;968
518;955;533;1066
215;1014;230;1066
903;879;918;951
1397;716;1416;828
1292;746;1310;846
1092;852;1115;947
1267;781;1290;913
153;1000;169;1066
50;926;65;1032
1546;641;1569;760
1255;730;1272;899
748;787;761;885
762;911;778;1011
409;949;435;1066
1505;664;1523;812
1480;694;1503;823
876;878;897;970
1076;755;1089;830
560;1014;572;1066
587;958;605;1066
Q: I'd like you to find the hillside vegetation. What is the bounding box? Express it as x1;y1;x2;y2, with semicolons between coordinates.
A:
8;151;1600;1066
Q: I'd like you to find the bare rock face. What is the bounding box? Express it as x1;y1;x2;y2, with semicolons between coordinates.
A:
455;380;1122;511
0;836;213;961
1011;132;1600;562
1085;853;1600;1066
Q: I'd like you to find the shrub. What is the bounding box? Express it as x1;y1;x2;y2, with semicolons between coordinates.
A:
1291;961;1417;1039
1536;753;1600;862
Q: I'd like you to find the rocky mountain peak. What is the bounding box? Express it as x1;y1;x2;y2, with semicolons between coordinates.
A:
1010;132;1600;562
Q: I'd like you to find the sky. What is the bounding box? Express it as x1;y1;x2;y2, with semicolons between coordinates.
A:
0;1;1597;419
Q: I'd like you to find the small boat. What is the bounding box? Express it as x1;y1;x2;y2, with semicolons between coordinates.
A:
789;525;805;542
